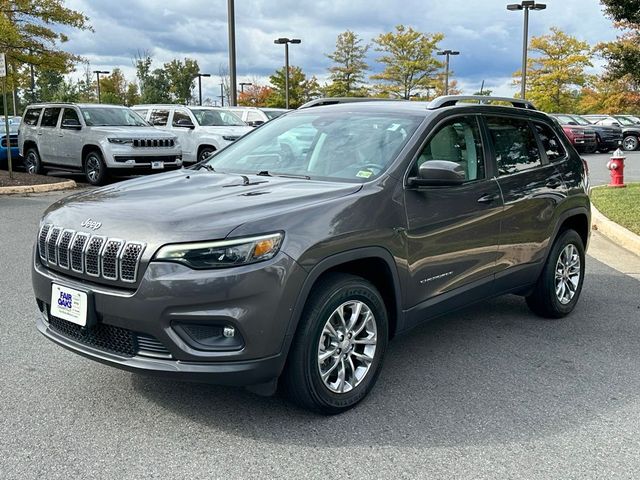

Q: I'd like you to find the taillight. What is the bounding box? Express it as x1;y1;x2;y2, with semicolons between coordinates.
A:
582;157;589;176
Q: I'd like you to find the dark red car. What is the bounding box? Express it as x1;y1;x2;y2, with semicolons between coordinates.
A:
550;115;597;153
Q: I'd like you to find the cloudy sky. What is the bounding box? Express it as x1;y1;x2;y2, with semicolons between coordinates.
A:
63;0;616;101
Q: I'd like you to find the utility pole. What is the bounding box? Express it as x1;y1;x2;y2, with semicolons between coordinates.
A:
93;70;109;103
1;53;13;179
227;0;237;106
219;83;225;107
507;1;547;99
274;37;301;109
437;49;460;96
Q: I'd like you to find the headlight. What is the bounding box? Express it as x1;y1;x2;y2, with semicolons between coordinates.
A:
154;233;283;269
222;135;240;141
108;138;133;144
569;129;582;135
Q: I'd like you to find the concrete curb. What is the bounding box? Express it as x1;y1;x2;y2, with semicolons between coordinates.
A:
0;179;77;195
591;204;640;256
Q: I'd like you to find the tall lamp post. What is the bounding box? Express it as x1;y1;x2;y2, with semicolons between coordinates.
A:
219;82;225;107
195;73;211;106
93;70;109;103
437;50;459;96
227;0;237;106
273;37;301;109
239;82;252;94
507;1;546;99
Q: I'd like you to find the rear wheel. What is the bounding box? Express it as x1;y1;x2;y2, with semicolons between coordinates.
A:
84;150;108;186
623;135;639;151
282;273;388;414
526;229;585;319
24;148;43;175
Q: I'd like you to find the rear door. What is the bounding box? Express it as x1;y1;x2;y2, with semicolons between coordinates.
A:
38;107;62;164
403;114;503;312
483;115;567;288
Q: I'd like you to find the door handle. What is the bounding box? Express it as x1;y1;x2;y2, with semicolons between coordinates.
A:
546;179;561;188
477;194;498;204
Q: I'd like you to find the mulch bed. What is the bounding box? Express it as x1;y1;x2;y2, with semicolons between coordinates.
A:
0;169;68;187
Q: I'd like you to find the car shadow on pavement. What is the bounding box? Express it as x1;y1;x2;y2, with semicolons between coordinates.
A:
131;266;640;448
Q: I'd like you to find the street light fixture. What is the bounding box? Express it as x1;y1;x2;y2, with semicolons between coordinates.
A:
507;1;546;99
195;73;211;106
239;82;253;94
93;70;109;103
437;50;460;96
274;37;301;109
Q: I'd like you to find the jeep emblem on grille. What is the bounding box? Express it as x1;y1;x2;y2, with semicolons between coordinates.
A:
81;218;102;230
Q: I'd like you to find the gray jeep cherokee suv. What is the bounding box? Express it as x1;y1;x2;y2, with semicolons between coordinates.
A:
32;96;590;414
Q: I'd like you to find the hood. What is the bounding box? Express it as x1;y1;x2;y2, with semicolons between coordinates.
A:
89;126;177;138
198;125;253;137
43;169;362;245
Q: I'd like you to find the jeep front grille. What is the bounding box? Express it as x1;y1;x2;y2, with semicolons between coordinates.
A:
132;138;175;148
38;224;146;284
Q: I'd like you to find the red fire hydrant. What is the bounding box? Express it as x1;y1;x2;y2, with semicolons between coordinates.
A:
607;148;626;188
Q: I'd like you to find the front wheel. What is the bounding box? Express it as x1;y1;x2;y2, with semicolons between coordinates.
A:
282;273;388;414
24;148;43;175
526;229;585;319
198;146;216;163
623;135;639;151
84;150;108;186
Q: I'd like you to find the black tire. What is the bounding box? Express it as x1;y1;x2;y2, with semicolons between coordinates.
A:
198;146;215;162
24;148;43;175
282;273;389;414
526;229;585;319
622;135;639;151
84;150;108;186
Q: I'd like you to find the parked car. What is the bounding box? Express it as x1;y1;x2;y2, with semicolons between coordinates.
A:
614;114;640;126
33;95;590;414
18;103;182;185
133;105;252;163
552;114;621;153
222;106;288;126
0;116;21;168
583;114;640;151
549;114;597;153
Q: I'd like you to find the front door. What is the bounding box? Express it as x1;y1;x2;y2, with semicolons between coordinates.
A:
57;107;84;167
37;107;62;164
404;114;503;311
170;109;196;162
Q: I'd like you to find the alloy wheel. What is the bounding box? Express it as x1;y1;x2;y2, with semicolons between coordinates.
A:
25;152;38;174
623;136;638;151
554;244;581;305
86;156;101;183
317;300;377;394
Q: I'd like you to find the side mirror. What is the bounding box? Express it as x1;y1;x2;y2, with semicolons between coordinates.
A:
61;119;81;130
247;120;265;127
408;160;466;187
175;118;195;129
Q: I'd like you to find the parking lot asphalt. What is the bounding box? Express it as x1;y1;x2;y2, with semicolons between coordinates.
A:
2;190;640;480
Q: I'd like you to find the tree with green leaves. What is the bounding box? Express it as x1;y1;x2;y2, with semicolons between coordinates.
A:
370;25;444;99
514;27;593;113
267;66;320;108
164;58;200;104
0;0;92;113
99;68;128;105
325;30;370;97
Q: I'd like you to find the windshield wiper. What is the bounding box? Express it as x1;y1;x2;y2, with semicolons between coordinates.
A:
196;164;215;171
256;171;310;180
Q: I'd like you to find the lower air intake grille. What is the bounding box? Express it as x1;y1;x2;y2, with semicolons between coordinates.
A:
48;315;137;357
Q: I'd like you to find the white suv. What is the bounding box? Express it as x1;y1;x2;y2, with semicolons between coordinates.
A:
18;103;182;185
132;105;252;163
222;107;288;127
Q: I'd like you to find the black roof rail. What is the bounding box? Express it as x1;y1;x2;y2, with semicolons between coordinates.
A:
428;95;537;111
298;97;397;109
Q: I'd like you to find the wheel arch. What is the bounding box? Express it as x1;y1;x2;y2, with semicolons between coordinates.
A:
81;144;104;166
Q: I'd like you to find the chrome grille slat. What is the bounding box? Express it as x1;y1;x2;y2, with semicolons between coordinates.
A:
38;225;145;285
132;138;174;148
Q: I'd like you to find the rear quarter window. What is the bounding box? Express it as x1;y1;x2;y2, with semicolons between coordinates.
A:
485;116;542;176
23;108;42;126
534;123;567;162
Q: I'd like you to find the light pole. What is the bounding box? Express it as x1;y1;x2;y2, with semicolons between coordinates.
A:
437;50;459;96
195;73;211;106
93;70;109;103
507;1;546;99
239;82;252;94
274;37;301;109
227;0;237;106
219;82;225;107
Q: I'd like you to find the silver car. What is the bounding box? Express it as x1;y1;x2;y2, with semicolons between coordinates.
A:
18;103;182;185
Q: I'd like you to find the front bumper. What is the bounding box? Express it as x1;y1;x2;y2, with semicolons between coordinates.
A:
32;251;307;385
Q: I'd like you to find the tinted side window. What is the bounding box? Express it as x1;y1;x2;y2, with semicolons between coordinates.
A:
23;108;42;126
172;110;192;126
41;107;62;128
534;123;566;162
150;109;170;126
486;116;541;176
415;116;485;182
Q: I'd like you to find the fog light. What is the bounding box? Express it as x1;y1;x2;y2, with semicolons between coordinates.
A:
223;326;235;338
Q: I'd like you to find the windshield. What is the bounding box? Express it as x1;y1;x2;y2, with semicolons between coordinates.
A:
615;116;635;126
555;115;577;125
192;109;245;126
81;107;148;127
264;110;286;120
205;111;423;182
571;115;592;126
